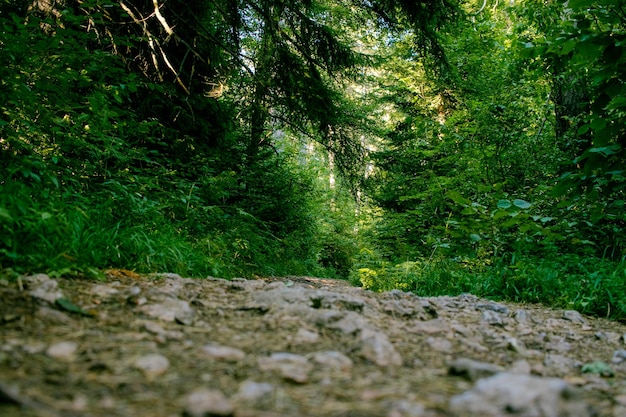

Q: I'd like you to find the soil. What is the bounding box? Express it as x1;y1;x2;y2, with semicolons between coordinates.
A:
1;270;626;417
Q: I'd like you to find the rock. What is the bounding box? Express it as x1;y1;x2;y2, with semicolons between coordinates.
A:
506;337;526;355
448;358;504;381
358;327;403;367
612;349;626;364
387;400;426;417
22;273;51;286
514;309;532;323
310;290;365;312
249;287;310;310
46;341;78;361
545;335;572;353
229;279;266;291
257;352;312;383
563;310;586;324
89;284;120;299
29;279;64;304
509;359;532;374
544;353;581;376
143;321;184;340
183;388;234;417
235;380;275;402
36;306;73;324
292;328;320;345
317;311;368;335
406;318;450;335
449;373;592;417
201;344;245;362
381;299;421;318
133;353;170;378
312;351;353;371
481;310;503;326
425;337;452;353
138;298;195;325
476;303;509;315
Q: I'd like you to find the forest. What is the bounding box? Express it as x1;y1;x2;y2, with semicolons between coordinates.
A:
1;0;625;320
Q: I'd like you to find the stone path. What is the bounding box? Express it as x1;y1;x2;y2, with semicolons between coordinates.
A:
1;271;626;416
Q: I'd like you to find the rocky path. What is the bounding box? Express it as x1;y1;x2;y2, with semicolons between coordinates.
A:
1;271;626;417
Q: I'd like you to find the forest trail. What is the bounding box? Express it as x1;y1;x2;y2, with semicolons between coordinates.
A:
1;271;626;417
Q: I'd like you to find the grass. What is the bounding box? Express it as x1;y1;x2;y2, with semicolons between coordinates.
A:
351;254;626;321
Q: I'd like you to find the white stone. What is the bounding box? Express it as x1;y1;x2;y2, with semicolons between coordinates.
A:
133;353;170;377
257;352;312;383
201;344;245;362
46;341;78;361
183;388;233;417
359;328;403;367
449;372;592;417
312;350;353;371
236;380;275;402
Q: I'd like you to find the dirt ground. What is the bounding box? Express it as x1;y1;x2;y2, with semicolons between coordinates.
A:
1;270;626;417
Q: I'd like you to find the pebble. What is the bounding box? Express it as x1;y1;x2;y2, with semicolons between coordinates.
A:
292;328;320;345
514;309;531;323
89;284;120;299
449;372;592;417
143;321;184;340
29;279;64;303
138;298;195;325
312;350;353;371
235;381;275;402
359;327;403;367
133;353;170;378
612;349;626;364
257;352;312;383
183;388;234;417
426;337;452;353
387;400;426;417
36;306;73;324
481;310;503;326
201;344;245;362
448;358;504;381
563;310;586;324
46;341;78;361
476;302;509;314
407;318;450;334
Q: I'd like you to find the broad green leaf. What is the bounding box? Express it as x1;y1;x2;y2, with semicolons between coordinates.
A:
588;144;621;156
590;117;607;131
513;199;532;209
497;199;512;209
55;298;95;317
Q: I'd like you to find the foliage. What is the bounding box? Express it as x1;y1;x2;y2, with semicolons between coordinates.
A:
353;0;626;320
0;0;366;279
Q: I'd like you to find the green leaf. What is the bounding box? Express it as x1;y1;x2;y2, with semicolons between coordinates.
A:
581;361;614;377
497;200;512;209
588;144;621;156
513;199;532;209
55;298;95;317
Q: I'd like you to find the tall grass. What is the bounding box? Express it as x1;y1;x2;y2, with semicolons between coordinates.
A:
351;254;626;321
